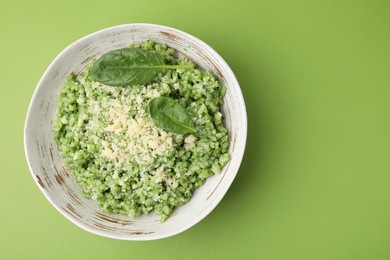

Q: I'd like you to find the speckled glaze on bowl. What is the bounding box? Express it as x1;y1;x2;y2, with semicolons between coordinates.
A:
24;24;247;240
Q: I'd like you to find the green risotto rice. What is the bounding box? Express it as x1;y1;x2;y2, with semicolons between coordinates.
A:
53;40;230;221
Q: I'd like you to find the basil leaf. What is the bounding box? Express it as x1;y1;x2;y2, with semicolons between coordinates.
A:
90;48;193;86
149;97;196;135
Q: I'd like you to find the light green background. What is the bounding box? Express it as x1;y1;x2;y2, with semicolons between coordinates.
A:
1;0;389;259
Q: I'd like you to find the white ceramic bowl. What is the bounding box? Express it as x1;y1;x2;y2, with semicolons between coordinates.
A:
24;24;247;240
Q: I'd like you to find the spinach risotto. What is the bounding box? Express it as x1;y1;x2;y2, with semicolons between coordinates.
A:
53;40;230;221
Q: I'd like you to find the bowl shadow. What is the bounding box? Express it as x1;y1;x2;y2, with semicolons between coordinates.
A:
218;50;283;202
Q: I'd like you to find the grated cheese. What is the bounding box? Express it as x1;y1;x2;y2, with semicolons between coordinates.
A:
184;134;197;150
100;89;175;166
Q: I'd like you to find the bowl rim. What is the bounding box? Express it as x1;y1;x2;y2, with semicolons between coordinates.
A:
24;23;247;240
